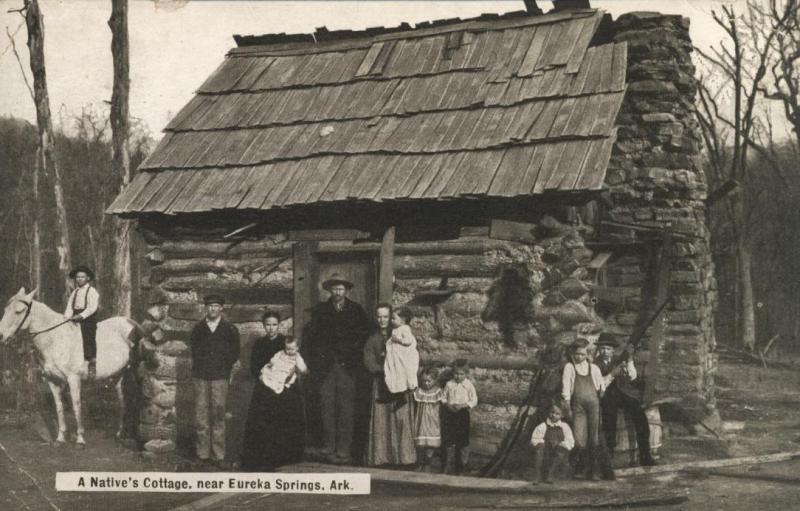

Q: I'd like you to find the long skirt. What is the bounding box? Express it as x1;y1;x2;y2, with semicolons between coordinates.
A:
365;376;416;466
240;380;306;471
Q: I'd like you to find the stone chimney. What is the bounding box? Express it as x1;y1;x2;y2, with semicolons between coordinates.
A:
603;12;717;422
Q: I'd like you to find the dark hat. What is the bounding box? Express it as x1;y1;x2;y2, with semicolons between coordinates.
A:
69;265;95;280
596;333;620;348
203;294;225;306
322;273;354;291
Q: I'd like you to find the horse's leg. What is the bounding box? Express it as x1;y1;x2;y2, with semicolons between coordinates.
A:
46;380;67;444
115;377;125;440
67;375;85;446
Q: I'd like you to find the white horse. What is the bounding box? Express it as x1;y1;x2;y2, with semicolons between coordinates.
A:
0;287;141;446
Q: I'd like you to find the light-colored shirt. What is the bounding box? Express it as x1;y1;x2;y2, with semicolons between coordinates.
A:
63;284;99;319
205;316;221;333
443;378;478;408
561;361;605;403
531;419;575;450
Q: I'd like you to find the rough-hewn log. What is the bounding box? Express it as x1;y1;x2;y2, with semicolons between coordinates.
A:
153;239;292;258
421;353;538;371
158;282;293;304
395;238;513;256
394;277;496;295
151;237;515;260
168;303;292;323
151;256;289;277
159;272;291;290
395;254;502;278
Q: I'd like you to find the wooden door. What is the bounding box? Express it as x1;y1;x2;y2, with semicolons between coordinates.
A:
314;251;378;317
293;244;378;343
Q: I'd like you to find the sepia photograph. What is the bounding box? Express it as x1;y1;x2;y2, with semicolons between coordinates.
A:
0;0;799;509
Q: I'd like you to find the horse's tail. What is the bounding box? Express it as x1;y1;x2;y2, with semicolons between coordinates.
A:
122;318;149;443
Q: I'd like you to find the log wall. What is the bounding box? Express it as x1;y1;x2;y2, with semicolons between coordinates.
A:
134;214;604;458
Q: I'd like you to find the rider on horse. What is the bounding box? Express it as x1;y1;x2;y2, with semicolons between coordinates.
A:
64;265;99;380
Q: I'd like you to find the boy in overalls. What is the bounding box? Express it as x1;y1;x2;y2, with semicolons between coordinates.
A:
561;339;614;480
64;265;99;380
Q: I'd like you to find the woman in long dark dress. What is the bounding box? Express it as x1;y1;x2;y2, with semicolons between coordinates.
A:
364;303;416;466
240;311;306;471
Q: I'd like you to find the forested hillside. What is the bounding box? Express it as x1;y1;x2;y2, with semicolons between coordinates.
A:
0;115;152;313
707;145;800;353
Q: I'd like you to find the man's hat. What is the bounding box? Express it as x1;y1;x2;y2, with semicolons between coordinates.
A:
322;273;354;291
69;265;95;281
596;333;620;348
203;294;225;306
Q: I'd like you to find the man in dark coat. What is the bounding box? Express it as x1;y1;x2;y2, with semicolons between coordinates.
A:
189;294;241;467
595;333;656;467
304;273;371;464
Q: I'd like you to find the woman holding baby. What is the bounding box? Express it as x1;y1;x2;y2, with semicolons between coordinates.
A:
241;310;307;471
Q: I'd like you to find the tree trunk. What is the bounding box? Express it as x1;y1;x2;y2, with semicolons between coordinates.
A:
109;0;132;316
737;240;757;351
25;0;71;304
732;194;756;351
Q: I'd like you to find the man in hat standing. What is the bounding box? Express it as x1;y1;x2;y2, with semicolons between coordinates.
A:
189;294;241;468
64;265;100;380
305;273;370;464
594;333;656;466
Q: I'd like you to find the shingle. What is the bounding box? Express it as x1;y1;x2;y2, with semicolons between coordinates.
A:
115;11;626;215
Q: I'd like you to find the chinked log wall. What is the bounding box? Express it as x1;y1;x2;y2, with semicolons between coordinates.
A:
135;216;603;457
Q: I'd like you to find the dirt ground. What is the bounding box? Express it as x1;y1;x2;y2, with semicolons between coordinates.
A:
1;355;799;511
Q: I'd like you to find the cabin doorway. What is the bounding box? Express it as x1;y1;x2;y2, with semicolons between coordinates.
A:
293;244;379;455
293;244;379;343
314;251;378;315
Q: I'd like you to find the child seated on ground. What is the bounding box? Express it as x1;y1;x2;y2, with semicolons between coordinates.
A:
441;359;478;475
384;307;420;394
531;402;574;483
414;366;444;472
260;337;308;395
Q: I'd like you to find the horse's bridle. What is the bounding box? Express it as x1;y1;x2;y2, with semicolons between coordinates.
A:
9;299;71;339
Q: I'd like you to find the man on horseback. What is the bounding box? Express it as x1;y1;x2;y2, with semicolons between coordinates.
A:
64;265;99;380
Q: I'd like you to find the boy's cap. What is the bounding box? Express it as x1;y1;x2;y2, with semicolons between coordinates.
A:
203;294;225;306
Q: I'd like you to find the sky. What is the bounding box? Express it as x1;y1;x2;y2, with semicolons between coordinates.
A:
0;0;734;139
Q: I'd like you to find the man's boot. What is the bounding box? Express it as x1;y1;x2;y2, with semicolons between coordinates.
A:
88;359;96;380
572;448;585;479
585;447;597;481
595;446;616;480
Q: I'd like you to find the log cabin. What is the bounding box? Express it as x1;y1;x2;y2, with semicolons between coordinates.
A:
109;3;716;468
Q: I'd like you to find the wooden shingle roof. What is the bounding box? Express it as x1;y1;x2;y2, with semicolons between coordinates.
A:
109;8;625;216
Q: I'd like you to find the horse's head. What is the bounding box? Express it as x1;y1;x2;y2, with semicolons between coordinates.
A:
0;287;37;343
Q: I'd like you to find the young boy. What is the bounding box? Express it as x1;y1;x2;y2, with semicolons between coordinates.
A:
64;265;99;380
260;337;308;394
531;403;574;483
384;307;419;394
441;359;478;475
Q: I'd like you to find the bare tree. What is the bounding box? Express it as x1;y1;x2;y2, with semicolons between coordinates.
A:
696;0;799;350
19;0;72;303
109;0;132;316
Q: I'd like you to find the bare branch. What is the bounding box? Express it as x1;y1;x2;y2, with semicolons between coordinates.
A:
5;26;33;102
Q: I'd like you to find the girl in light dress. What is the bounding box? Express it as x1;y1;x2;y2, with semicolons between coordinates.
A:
413;366;444;471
